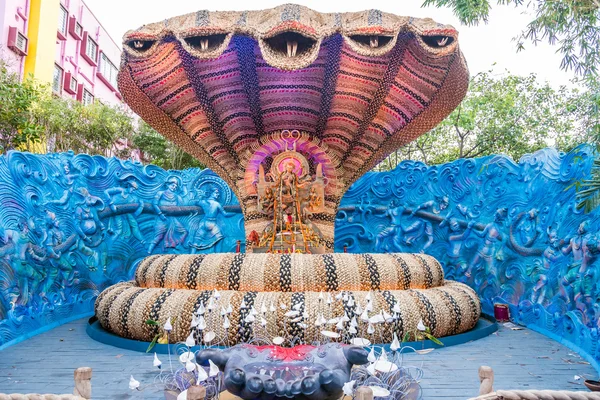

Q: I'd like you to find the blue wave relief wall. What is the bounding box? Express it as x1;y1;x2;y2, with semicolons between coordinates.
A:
1;145;599;369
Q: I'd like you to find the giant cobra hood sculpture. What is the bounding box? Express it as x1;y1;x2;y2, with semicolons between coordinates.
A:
118;4;469;253
98;9;479;398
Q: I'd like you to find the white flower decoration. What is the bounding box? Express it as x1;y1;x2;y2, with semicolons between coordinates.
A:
153;353;162;369
342;380;355;396
163;317;173;332
129;375;140;390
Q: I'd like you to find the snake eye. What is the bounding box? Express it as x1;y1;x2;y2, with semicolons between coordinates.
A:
126;40;156;52
183;34;227;52
421;35;454;48
349;35;394;49
264;32;317;58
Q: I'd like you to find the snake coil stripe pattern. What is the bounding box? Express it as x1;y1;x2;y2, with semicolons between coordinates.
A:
134;253;444;291
96;277;480;344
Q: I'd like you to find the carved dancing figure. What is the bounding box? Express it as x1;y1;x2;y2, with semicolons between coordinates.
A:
105;181;146;243
74;188;107;271
467;208;507;281
35;209;75;307
561;221;597;322
188;187;233;253
406;197;450;251
530;226;564;305
445;218;475;276
0;220;46;307
45;159;81;208
440;203;477;228
412;196;449;216
375;200;408;252
514;208;543;247
147;177;187;253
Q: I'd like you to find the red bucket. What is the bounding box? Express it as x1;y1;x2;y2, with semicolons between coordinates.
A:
494;303;510;322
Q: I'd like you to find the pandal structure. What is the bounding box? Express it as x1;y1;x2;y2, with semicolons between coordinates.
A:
95;4;480;347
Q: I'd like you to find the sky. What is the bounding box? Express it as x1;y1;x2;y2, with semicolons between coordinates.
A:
85;0;575;88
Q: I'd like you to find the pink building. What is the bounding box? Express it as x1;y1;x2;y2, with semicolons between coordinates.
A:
0;0;124;107
0;0;141;160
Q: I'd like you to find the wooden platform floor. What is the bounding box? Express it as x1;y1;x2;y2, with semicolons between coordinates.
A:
0;319;597;399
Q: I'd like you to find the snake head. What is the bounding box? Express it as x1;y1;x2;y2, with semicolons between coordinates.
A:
196;344;369;400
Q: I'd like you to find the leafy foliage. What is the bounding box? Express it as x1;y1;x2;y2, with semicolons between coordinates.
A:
576;158;600;212
132;121;205;171
0;62;44;152
33;96;136;157
555;75;600;150
422;0;600;76
0;60;203;169
376;70;586;170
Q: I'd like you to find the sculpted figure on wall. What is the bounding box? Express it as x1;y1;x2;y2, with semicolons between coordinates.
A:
148;176;188;254
406;196;450;251
467;208;507;283
0;219;46;307
188;187;233;253
105;180;145;244
45;159;81;208
530;225;564;305
374;200;408;252
444;218;475;278
74;188;107;272
560;221;599;323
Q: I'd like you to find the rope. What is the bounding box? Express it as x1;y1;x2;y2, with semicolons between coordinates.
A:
470;390;600;400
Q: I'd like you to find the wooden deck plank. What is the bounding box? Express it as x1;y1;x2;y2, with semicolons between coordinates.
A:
0;319;597;399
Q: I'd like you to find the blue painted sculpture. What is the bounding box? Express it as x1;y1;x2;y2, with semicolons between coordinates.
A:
0;151;244;348
1;144;600;372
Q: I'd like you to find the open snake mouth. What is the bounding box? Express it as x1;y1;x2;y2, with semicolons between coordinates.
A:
264;31;318;58
421;35;455;48
183;34;228;52
348;34;394;49
125;39;156;53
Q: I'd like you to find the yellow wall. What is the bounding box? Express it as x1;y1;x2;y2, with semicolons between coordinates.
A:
23;0;61;85
22;0;60;153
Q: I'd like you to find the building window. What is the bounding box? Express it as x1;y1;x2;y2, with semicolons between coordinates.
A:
99;53;118;90
53;64;64;94
58;5;68;38
85;35;98;63
68;16;83;40
82;89;94;105
74;21;83;37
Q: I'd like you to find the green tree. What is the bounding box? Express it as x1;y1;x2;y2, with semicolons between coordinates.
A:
0;62;43;152
555;75;600;150
376;70;581;170
33;95;136;157
559;75;600;212
423;0;600;76
132;121;204;170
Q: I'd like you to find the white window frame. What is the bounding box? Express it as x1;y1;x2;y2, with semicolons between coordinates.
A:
85;36;98;63
99;53;118;89
69;74;77;93
82;88;94;105
74;21;83;37
58;5;68;35
53;64;64;94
